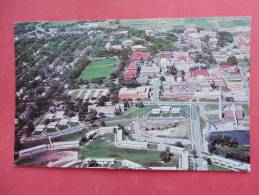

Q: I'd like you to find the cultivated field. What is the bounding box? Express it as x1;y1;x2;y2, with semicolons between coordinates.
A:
79;58;118;80
68;88;109;100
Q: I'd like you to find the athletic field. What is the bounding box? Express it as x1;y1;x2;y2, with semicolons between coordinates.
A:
79;58;118;80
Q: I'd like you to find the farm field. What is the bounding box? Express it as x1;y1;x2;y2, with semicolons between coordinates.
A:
68;88;109;100
79;58;118;80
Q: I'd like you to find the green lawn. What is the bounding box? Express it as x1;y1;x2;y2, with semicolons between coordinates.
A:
123;106;157;118
79;58;118;80
78;134;161;165
208;164;232;171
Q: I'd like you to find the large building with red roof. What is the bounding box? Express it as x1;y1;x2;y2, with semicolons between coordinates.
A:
124;70;137;80
131;52;150;61
190;69;209;77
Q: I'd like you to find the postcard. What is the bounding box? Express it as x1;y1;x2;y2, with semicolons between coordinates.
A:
14;16;250;171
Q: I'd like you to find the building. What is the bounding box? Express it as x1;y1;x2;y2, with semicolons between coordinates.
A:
131;51;150;61
19;145;49;157
131;45;148;52
33;124;46;135
145;29;156;36
172;51;189;61
47;122;58;132
55;111;65;120
118;87;150;100
70;116;79;126
58;119;69;129
151;108;161;115
127;62;138;70
88;103;124;117
124;70;137;80
208;37;218;48
184;28;197;35
140;66;160;77
190;69;209;79
223;105;244;120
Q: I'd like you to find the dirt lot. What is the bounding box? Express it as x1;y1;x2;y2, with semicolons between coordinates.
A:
138;119;191;139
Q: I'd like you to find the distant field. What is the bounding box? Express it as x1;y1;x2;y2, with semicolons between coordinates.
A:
96;17;250;31
79;58;118;80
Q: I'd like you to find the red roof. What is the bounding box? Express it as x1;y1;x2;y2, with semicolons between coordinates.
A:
124;70;137;80
224;110;244;120
131;52;150;60
127;63;138;70
190;69;209;77
220;64;231;69
160;52;171;58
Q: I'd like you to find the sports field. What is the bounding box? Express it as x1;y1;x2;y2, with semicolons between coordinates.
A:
78;134;161;165
79;58;118;80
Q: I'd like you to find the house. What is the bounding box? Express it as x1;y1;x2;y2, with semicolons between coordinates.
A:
190;69;209;79
151;108;161;115
223;106;244;120
127;62;138;70
172;51;189;61
131;52;150;61
200;30;217;38
161;106;171;113
170;107;181;116
124;70;137;80
58;119;69;129
122;40;133;48
208;38;218;48
34;124;46;135
70;116;79;126
140;66;160;77
145;29;156;36
184;28;197;35
136;86;150;99
55;111;65;120
160;51;172;67
187;38;202;48
131;45;148;52
44;113;54;120
47;122;58;132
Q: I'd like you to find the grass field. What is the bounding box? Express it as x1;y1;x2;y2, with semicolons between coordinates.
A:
208;164;232;171
79;58;118;80
123;106;157;118
78;134;161;165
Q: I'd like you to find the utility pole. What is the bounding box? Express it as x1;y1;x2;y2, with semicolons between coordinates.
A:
219;86;222;119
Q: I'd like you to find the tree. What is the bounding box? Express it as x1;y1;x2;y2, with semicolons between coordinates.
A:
26;120;35;136
227;56;238;66
169;65;178;75
160;76;166;82
160;147;172;163
175;141;184;148
88;160;99;167
100;120;106;127
206;158;212;165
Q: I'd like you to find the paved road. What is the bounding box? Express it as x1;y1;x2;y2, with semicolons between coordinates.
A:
151;78;160;103
143;100;248;107
190;104;203;170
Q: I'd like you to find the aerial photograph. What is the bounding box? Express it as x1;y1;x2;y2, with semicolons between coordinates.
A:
14;16;250;171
